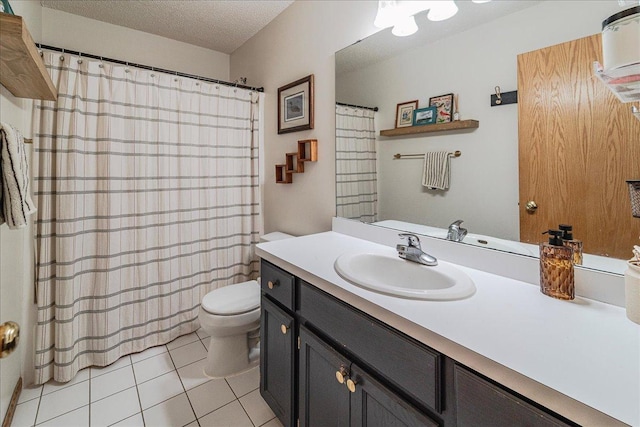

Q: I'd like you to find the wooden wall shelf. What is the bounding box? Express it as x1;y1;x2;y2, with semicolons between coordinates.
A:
0;12;57;101
275;139;317;184
380;120;479;137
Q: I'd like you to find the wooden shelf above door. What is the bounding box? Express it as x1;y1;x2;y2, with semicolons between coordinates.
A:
0;12;57;101
380;120;479;137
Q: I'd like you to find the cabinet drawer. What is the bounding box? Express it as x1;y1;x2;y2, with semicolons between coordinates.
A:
261;260;295;310
299;282;442;413
454;365;571;427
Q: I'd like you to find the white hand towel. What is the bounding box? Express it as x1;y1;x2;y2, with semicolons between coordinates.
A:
0;122;36;229
421;151;451;190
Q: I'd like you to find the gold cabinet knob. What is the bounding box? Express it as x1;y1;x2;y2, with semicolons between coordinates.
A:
346;378;357;393
280;324;289;335
0;321;20;359
335;366;349;384
268;280;277;290
525;200;538;213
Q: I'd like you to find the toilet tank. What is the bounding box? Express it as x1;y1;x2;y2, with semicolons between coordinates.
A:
260;232;294;243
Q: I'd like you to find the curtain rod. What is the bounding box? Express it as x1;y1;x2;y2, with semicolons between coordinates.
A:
336;102;378;112
36;44;264;93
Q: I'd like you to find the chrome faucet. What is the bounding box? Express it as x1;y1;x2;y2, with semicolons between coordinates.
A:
447;220;468;242
396;233;438;266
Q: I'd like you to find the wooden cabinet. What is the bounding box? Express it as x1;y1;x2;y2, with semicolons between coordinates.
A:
260;259;574;427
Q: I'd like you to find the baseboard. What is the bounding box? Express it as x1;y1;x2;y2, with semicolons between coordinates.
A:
1;377;22;427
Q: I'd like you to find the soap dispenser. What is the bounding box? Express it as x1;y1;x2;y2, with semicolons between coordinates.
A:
559;224;583;265
540;230;575;300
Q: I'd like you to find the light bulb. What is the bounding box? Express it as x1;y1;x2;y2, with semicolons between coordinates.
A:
392;15;419;37
427;0;458;21
472;0;492;3
374;0;400;29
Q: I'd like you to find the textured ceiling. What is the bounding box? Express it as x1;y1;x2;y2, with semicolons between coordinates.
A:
40;0;295;54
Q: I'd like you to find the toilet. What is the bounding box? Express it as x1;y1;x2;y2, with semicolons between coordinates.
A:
198;232;294;378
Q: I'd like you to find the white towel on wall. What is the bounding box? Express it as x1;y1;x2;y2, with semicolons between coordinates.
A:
0;122;36;229
422;151;451;190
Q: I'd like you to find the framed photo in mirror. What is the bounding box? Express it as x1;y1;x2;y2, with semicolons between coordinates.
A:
395;100;419;128
413;106;438;126
278;74;314;134
429;93;454;123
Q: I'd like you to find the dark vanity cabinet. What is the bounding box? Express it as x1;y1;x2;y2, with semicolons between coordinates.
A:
260;259;575;427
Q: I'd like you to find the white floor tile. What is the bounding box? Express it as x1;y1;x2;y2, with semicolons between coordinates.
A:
169;340;207;369
142;393;196;427
187;378;236;419
132;352;175;384
239;389;276;427
90;387;140;427
36;381;89;424
110;412;144;427
91;364;136;402
177;358;211;390
42;368;90;396
130;344;167;364
37;405;88;426
137;371;184;410
198;401;253;427
201;336;211;349
166;332;199;350
226;366;259;398
184;422;199;427
195;328;210;339
12;398;39;427
90;355;131;378
260;417;284;427
18;385;43;404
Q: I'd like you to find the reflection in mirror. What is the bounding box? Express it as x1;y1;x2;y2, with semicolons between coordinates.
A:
335;1;638;275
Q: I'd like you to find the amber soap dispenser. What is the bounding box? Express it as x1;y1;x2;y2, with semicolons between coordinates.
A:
559;224;583;265
540;230;575;300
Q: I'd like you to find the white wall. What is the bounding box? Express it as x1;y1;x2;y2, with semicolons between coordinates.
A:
232;0;625;238
336;1;623;240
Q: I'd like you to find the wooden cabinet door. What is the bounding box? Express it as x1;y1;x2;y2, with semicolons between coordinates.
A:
298;326;351;427
349;364;438;427
260;297;295;427
518;34;640;259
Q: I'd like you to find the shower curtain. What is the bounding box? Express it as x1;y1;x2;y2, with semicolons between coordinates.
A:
32;51;262;384
335;105;377;222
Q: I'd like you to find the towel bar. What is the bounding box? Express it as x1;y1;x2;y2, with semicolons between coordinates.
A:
393;150;461;159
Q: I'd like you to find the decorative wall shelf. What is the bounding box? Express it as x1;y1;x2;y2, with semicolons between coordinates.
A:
275;139;318;184
0;12;57;100
380;120;479;137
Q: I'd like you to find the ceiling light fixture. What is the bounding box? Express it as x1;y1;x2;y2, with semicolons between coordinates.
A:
374;0;490;36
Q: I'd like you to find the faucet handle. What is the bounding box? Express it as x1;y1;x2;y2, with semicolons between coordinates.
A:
398;233;421;249
450;219;464;227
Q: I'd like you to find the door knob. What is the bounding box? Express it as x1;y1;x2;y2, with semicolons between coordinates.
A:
335;366;349;384
346;378;357;393
0;321;20;359
525;200;538;213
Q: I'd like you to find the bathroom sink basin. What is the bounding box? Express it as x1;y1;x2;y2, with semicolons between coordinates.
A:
334;252;476;300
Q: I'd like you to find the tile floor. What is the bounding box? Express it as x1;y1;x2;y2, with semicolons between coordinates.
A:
11;330;283;427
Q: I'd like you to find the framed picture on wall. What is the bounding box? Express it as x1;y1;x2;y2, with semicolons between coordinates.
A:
395;100;419;128
428;93;454;123
278;74;314;134
413;106;437;126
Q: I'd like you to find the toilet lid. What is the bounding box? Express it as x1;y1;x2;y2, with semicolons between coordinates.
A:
201;280;260;315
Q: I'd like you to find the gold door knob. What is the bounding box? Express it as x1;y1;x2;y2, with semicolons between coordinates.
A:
525;200;538;213
0;321;20;359
268;281;277;290
335;366;349;384
346;378;357;393
280;324;289;334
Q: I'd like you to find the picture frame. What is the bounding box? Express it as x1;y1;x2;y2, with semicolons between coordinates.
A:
395;100;419;128
428;93;454;123
413;106;438;126
278;74;314;134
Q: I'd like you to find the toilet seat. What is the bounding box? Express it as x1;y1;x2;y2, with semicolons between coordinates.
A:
201;280;260;316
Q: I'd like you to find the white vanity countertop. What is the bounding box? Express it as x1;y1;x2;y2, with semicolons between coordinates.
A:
256;231;640;427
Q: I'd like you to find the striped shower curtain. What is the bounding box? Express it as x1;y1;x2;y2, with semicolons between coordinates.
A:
335;105;377;222
32;51;262;384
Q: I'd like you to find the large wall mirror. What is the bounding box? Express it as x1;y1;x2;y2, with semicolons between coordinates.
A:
335;0;640;275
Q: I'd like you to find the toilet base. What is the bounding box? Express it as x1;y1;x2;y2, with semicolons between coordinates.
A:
203;334;260;379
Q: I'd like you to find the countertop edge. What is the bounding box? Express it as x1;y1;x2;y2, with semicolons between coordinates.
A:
257;248;627;427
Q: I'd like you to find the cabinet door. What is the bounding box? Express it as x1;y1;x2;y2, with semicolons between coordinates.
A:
299;326;351;427
349;364;439;427
260;297;295;427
